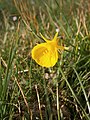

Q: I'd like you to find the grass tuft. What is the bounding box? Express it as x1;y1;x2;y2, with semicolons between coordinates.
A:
0;0;90;119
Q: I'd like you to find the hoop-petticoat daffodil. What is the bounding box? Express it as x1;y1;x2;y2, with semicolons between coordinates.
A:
31;32;68;68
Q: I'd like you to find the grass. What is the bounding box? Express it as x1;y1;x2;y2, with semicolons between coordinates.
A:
0;0;90;120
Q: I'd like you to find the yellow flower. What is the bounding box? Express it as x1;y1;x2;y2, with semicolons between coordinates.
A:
31;32;67;68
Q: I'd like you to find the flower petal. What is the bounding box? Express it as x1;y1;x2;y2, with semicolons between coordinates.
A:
58;46;65;51
53;32;58;41
40;33;49;42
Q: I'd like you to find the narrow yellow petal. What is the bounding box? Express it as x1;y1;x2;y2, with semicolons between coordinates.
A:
58;46;65;51
40;33;49;42
64;47;69;50
53;32;58;41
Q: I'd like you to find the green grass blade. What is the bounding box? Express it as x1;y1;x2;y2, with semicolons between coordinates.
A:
73;67;90;114
59;66;90;120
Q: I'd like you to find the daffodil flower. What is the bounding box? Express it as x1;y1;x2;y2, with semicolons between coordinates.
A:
31;32;68;68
